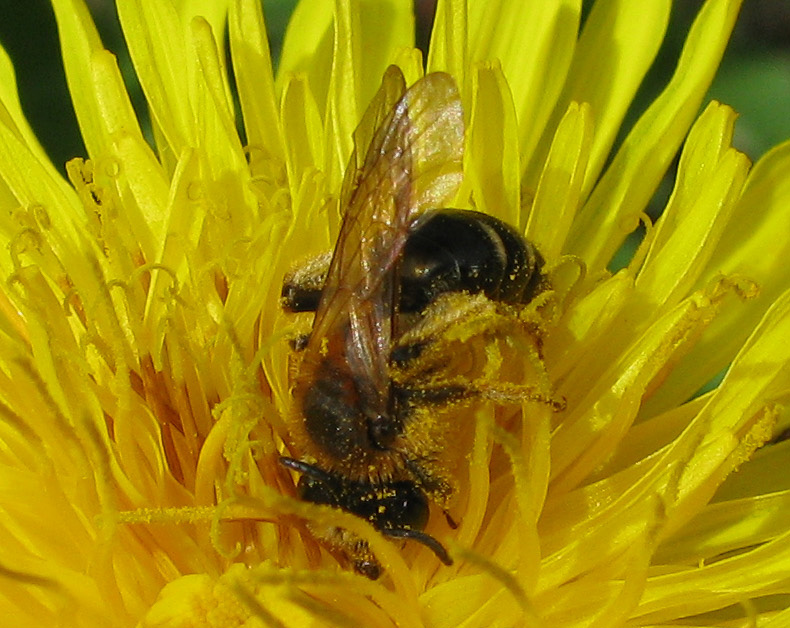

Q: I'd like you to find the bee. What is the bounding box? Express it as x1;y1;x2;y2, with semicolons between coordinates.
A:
279;66;549;579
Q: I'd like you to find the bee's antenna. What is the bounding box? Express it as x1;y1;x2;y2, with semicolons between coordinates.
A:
382;528;453;565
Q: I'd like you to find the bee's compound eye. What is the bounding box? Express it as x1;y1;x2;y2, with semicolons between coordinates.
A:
382;482;429;531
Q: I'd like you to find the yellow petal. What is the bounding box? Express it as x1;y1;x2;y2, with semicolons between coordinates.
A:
276;0;334;107
189;17;247;175
547;270;634;381
425;579;525;627
86;51;170;253
634;102;749;313
466;61;520;228
467;0;582;168
50;0;170;265
228;0;286;170
322;0;362;189
643;139;790;413
527;100;593;261
280;0;414;190
427;0;468;91
0;122;84;273
637;531;790;623
174;0;230;44
656;485;790;565
2;1;790;625
567;0;743;271
525;0;672;196
356;0;415;106
117;0;194;157
0;45;51;168
51;0;112;157
280;74;324;189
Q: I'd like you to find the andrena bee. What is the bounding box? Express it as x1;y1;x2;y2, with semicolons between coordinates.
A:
279;66;550;579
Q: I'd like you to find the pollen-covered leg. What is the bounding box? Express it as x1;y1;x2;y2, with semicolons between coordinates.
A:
391;291;560;411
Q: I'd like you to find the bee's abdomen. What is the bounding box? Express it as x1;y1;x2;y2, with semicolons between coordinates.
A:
399;209;546;313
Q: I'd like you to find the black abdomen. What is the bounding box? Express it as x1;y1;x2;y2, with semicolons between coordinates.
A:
399;209;545;313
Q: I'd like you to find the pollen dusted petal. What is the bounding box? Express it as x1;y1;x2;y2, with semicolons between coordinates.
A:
657;449;790;564
550;289;738;493
536;292;790;621
673;287;790;500
139;568;318;628
652;141;790;410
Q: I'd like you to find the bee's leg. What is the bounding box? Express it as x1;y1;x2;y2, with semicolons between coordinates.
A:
281;251;332;312
393;382;471;406
402;457;454;504
389;340;428;366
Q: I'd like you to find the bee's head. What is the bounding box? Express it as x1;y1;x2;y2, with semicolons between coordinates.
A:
281;457;429;531
279;457;451;575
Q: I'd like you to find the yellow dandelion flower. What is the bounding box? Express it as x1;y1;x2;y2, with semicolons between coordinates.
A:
1;0;789;626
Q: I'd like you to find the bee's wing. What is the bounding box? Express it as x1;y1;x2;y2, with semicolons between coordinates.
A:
305;67;464;412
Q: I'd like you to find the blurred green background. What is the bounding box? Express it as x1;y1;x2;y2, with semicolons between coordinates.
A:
0;0;787;177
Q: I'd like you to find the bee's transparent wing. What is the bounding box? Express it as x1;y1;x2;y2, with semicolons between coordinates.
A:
301;67;464;416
